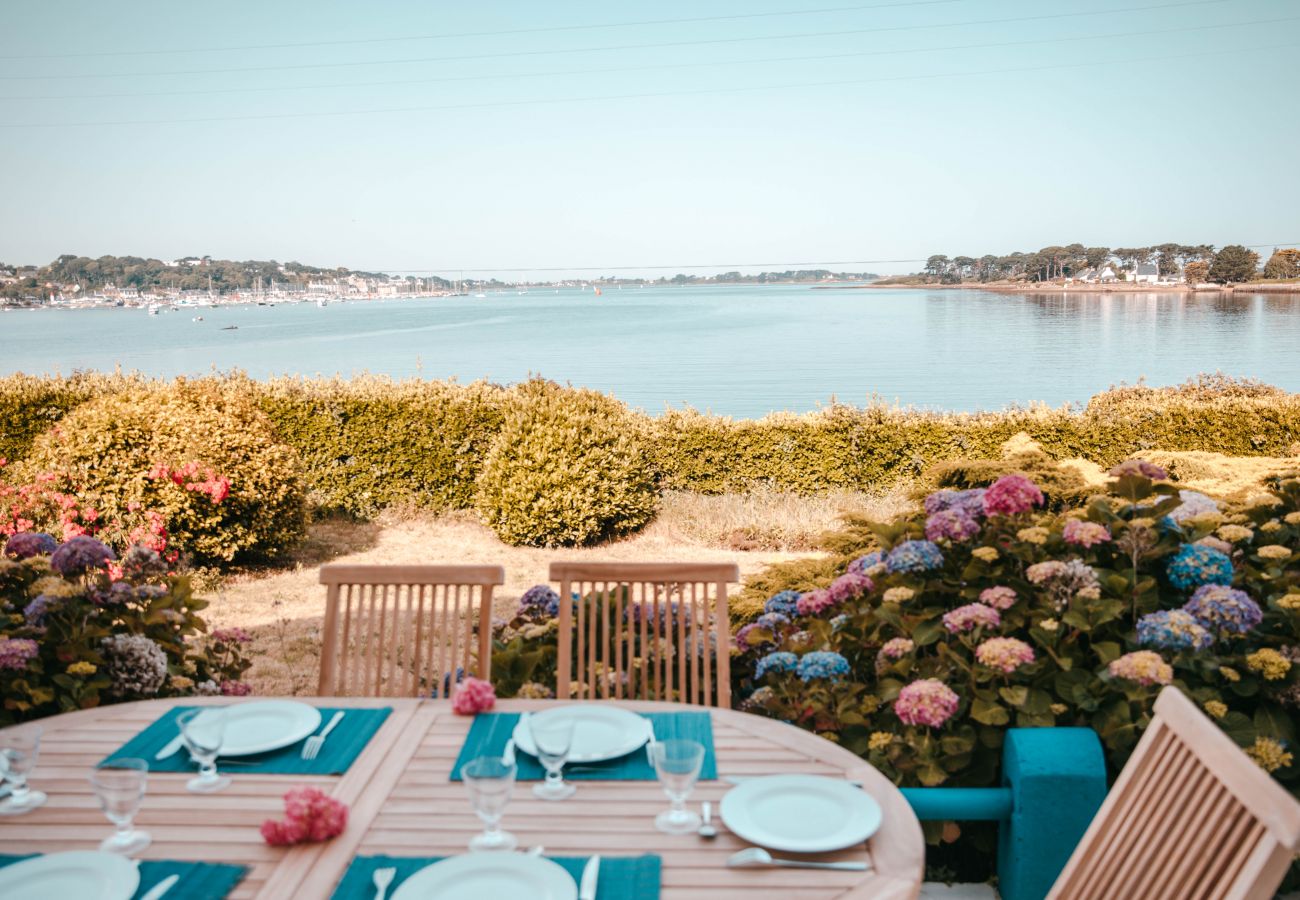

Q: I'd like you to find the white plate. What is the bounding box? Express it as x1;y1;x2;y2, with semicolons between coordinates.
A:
391;853;577;900
190;700;322;757
512;705;650;764
720;774;883;853
0;851;139;900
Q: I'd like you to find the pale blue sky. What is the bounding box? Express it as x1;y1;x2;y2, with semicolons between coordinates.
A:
2;0;1297;278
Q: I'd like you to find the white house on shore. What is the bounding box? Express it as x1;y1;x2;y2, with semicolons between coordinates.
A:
1071;265;1120;284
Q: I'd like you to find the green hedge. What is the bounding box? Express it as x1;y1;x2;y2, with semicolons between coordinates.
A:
2;373;1297;518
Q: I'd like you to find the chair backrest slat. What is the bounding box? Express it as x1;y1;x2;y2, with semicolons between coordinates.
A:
317;565;504;698
550;562;738;707
1048;687;1300;900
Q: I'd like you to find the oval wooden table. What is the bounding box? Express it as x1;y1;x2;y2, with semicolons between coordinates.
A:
0;698;924;899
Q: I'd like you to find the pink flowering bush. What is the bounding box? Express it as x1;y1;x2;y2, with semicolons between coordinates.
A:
942;603;1001;634
261;787;348;846
978;586;1018;610
452;676;497;715
894;679;959;727
982;474;1045;517
1063;519;1111;549
975;638;1035;674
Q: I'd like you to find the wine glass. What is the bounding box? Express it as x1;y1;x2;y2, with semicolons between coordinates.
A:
462;756;517;851
90;758;152;854
529;712;576;801
177;708;231;793
0;725;47;816
650;738;704;834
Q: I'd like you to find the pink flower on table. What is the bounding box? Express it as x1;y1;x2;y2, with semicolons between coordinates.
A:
1063;519;1111;549
975;637;1035;674
452;677;496;715
894;679;959;728
261;786;348;846
942;603;1001;634
978;586;1018;610
982;475;1044;517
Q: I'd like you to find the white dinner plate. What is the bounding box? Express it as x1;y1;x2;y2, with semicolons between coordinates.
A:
512;705;650;764
391;853;578;900
190;700;322;757
720;774;883;853
0;851;139;900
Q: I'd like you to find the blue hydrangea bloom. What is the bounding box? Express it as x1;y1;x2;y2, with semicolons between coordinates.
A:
764;590;802;617
518;584;559;612
23;594;57;627
796;651;851;682
755;612;790;631
1183;585;1262;636
924;489;986;519
1166;544;1234;591
754;651;799;679
830;614;849;631
1136;609;1213;651
847;552;884;575
885;540;945;574
2;532;58;560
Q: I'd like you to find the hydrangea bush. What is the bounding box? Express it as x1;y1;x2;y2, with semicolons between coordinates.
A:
736;469;1300;805
0;533;252;723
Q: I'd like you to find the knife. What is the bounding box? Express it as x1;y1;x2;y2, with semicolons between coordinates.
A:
154;734;185;761
140;873;179;900
501;738;516;768
578;854;600;900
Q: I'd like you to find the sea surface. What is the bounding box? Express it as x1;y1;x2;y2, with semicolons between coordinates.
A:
4;285;1299;417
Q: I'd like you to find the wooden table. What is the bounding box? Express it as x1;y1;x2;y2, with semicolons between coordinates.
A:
0;698;924;899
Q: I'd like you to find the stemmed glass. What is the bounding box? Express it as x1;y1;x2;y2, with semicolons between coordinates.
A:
462;756;517;851
177;708;231;793
90;758;152;854
0;725;47;816
650;738;704;834
529;713;576;801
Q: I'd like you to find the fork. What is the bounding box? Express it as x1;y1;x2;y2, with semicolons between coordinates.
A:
302;711;345;760
372;866;396;900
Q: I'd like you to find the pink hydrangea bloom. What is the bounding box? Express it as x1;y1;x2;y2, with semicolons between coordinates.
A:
220;680;252;697
1063;519;1111;549
975;637;1036;673
879;637;915;660
452;676;496;715
212;627;253;645
826;572;873;604
982;475;1044;517
1108;651;1173;687
978;586;1018;610
894;679;960;728
942;603;1001;634
796;588;836;616
261;786;348;846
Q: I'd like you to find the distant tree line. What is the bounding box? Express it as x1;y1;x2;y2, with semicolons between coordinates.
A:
918;243;1296;285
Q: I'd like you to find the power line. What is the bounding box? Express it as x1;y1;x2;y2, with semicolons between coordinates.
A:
6;14;1290;103
0;0;1229;81
2;39;1289;129
0;0;971;61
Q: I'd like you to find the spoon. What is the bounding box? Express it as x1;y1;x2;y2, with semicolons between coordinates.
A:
726;848;868;871
372;866;397;900
698;801;717;839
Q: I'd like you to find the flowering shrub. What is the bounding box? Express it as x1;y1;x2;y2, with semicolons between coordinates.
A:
0;534;251;724
734;467;1300;809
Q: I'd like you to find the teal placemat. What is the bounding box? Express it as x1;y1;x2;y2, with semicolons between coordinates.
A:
101;705;392;775
449;711;716;781
0;855;247;899
331;854;660;899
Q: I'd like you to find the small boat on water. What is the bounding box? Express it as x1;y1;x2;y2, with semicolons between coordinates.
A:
317;298;329;308
146;304;161;316
192;316;204;322
474;292;487;298
220;325;238;331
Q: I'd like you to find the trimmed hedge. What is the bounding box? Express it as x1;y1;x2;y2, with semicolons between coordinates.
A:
1;373;1298;525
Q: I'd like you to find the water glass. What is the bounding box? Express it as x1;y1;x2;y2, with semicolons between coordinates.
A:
462;756;517;851
90;758;152;855
177;708;231;793
529;712;576;800
0;725;47;816
650;738;704;834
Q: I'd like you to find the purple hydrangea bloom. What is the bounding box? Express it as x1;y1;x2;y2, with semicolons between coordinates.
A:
924;489;987;519
1136;609;1213;651
827;572;873;603
3;532;58;560
885;540;945;574
23;594;59;627
847;551;884;574
1183;585;1262;636
49;536;116;577
518;584;559;616
764;590;801;617
1168;490;1220;524
925;509;981;543
0;637;39;671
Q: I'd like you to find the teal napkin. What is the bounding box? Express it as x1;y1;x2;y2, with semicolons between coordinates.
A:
449;710;716;781
0;855;247;899
101;705;391;775
330;854;661;899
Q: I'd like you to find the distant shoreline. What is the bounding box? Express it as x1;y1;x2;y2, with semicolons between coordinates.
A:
836;281;1300;295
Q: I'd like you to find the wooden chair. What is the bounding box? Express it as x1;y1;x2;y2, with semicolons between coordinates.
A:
550;561;739;708
317;564;504;698
1048;686;1300;900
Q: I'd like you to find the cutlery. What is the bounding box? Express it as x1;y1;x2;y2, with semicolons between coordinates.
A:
372;865;396;900
578;854;600;900
139;874;179;900
154;734;185;761
301;711;345;761
723;774;864;788
644;719;657;765
527;845;545;857
726;848;869;871
698;801;717;839
501;738;516;768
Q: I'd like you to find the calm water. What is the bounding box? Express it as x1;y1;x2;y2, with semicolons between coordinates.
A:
4;285;1299;417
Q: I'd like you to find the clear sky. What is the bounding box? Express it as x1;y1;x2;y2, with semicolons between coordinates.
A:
2;0;1298;278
